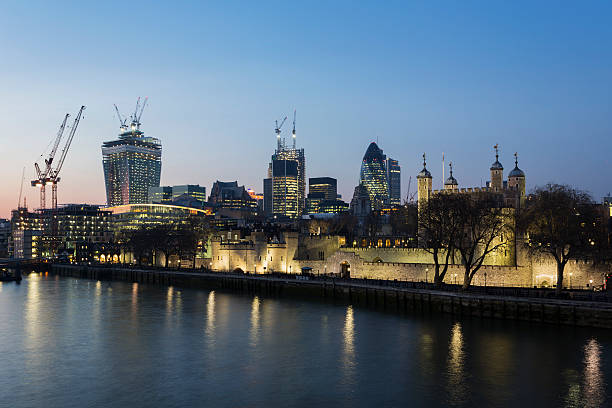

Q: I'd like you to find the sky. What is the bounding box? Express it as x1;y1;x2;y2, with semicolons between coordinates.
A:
1;0;611;218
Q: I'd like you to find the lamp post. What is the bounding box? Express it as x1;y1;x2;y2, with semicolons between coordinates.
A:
425;268;429;283
484;272;487;288
590;279;594;290
569;272;573;289
454;273;457;285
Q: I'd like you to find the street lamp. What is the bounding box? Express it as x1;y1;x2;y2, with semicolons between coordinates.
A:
425;268;429;283
454;273;457;285
590;279;594;290
484;272;487;288
569;272;573;289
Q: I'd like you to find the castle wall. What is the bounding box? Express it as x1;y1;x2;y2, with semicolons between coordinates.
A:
210;234;612;289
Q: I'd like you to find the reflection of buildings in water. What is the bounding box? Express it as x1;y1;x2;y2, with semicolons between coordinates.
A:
446;322;467;404
583;338;604;408
249;296;260;347
342;305;356;383
418;330;435;380
131;283;139;319
25;274;41;347
343;306;355;356
205;291;216;339
166;286;174;314
92;280;102;328
562;368;581;408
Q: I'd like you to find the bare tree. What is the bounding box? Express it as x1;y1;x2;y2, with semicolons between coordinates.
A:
518;184;599;293
418;194;463;286
453;193;512;290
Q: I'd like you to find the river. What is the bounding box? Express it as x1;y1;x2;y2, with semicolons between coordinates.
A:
0;272;610;407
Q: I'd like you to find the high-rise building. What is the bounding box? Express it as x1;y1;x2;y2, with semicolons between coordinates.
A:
102;110;161;206
360;142;389;210
309;177;337;200
385;158;401;206
270;159;299;218
305;177;338;214
265;120;306;218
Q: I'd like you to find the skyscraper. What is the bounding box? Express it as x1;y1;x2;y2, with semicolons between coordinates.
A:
359;142;389;210
265;115;306;218
385;158;401;206
270;159;299;218
102;103;161;206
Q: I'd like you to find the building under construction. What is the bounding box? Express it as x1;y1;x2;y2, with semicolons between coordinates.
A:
102;98;162;206
264;112;306;219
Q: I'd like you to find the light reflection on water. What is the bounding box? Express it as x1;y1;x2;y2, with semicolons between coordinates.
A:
584;338;604;408
447;322;466;405
1;274;611;408
250;296;260;347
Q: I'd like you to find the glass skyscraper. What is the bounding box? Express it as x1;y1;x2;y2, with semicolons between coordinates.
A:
385;158;401;206
102;121;161;206
360;142;390;210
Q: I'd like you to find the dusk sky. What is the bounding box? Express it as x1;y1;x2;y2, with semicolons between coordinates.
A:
1;0;611;218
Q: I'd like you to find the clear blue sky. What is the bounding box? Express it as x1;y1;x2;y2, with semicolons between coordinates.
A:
1;0;611;217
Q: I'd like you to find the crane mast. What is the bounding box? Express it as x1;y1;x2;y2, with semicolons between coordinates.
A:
31;113;70;209
49;105;86;209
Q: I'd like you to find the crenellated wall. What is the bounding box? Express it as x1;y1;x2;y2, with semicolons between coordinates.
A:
210;233;612;288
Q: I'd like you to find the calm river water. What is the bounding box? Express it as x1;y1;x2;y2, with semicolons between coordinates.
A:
1;272;611;407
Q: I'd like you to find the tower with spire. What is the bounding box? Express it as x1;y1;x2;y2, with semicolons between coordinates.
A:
444;162;458;192
490;144;504;192
416;153;432;209
508;152;526;205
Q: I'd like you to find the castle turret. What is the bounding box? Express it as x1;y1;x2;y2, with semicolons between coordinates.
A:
490;144;503;192
444;162;458;192
508;152;526;205
417;153;432;209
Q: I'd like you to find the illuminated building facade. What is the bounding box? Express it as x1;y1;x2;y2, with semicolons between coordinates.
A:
385;158;401;206
208;181;258;214
9;205;112;259
149;185;206;209
360;142;390;210
107;203;209;232
268;148;305;217
0;219;9;257
148;186;172;204
270;159;299;218
319;199;349;214
102;124;162;206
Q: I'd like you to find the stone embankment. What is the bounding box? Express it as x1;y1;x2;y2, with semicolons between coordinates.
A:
51;264;612;329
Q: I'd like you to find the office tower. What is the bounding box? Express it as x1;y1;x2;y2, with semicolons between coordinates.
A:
102;101;161;206
305;177;338;214
359;142;389;210
271;159;299;218
309;177;337;200
265;114;306;218
385;158;401;206
263;178;273;216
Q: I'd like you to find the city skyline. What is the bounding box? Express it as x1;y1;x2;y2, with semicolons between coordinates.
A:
2;1;612;218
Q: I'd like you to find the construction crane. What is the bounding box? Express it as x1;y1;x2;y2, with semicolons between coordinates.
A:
275;115;287;150
291;110;296;149
17;167;25;209
129;97;148;133
48;106;86;209
31;114;70;209
114;104;128;132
